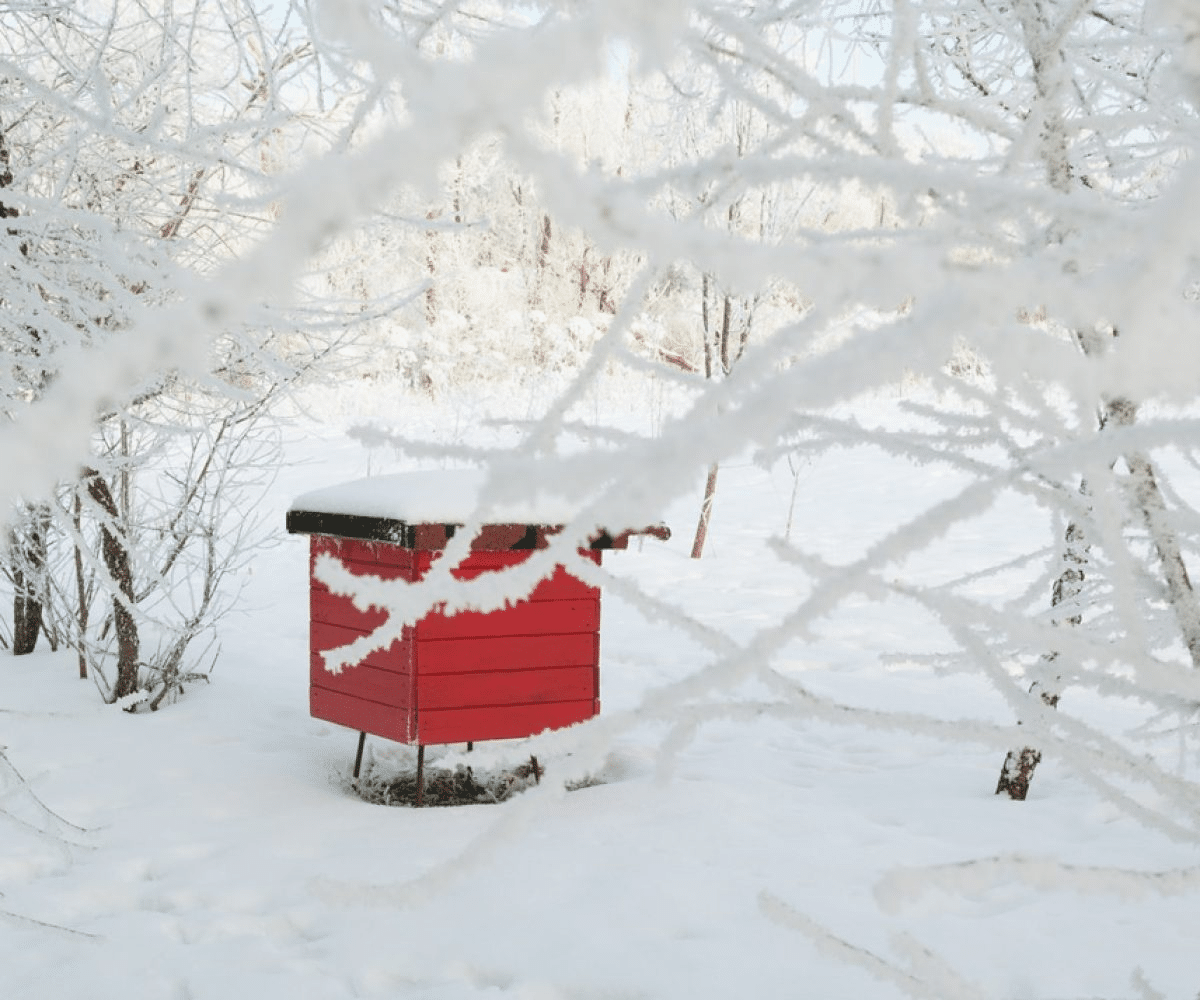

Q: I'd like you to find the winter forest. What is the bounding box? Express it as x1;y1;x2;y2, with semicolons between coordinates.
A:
3;1;1200;996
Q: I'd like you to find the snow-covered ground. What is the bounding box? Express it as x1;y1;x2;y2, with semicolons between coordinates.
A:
2;379;1197;999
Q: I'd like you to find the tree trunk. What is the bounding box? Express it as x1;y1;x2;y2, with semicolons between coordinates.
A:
424;209;439;326
84;468;140;701
691;462;719;559
997;478;1089;799
532;212;553;311
998;392;1200;798
10;506;49;656
73;489;89;680
539;214;552;270
719;295;733;375
1108;396;1200;669
992;16;1076;788
1;122;44;656
0;120;16;221
12;559;43;656
578;247;590;309
995;664;1069;799
701;273;714;379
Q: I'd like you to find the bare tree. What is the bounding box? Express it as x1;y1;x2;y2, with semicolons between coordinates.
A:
0;0;344;705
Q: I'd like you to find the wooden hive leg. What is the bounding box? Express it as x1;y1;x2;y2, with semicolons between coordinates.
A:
353;731;367;779
415;745;426;808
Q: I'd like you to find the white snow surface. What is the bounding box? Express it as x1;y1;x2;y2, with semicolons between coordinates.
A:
2;380;1197;1000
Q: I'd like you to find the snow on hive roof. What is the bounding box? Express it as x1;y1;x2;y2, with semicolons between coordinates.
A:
289;468;585;525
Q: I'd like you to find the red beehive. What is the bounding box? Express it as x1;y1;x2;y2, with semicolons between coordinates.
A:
286;470;666;778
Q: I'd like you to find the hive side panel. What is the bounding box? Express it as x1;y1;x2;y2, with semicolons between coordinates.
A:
527;567;599;602
310;686;415;743
415;599;598;640
307;535;419;742
415;699;598;745
418;665;596;711
593;630;601;700
310;587;389;635
309;656;410;707
308;535;413;662
312;535;416;571
310;623;416;739
308;531;418;675
417;632;596;674
445;551;594;587
412;549;600;599
311;621;413;675
410;585;601;743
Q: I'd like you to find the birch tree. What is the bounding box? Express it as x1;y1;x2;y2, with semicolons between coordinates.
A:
853;0;1200;800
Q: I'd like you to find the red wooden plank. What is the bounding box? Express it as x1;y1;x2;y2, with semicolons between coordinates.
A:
310;657;410;708
527;571;598;602
312;561;597;624
470;524;530;550
441;549;531;579
311;621;413;674
415;698;599;745
312;546;594;601
310;575;598;639
415;549;598;591
411;524;452;550
447;561;599;601
418;665;597;710
310;587;390;632
357;537;417;568
310;562;413;588
465;525;577;550
311;545;415;583
310;686;415;743
432;524;562;550
417;632;597;674
412;550;436;576
415;598;599;640
312;535;416;570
